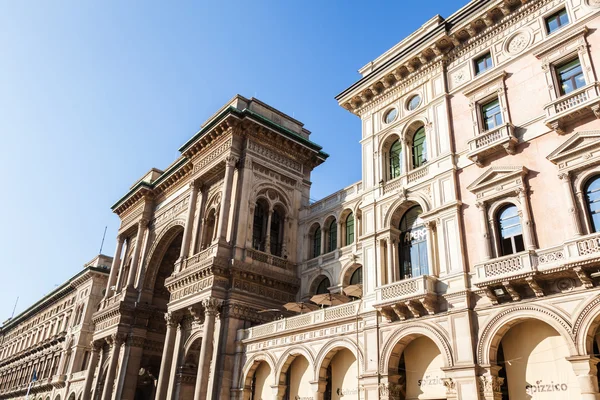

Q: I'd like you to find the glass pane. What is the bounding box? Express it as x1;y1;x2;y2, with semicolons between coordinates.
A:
546;9;569;33
350;267;362;285
501;237;514;256
346;213;354;245
400;206;423;231
313;229;321;257
407;95;421;111
586;177;600;232
412;127;427;168
475;53;492;75
390;140;402;179
385;108;398;124
419;241;429;275
316;277;330;294
329;220;337;251
514;235;525;253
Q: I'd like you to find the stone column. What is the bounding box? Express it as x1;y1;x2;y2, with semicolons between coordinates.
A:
166;322;185;400
101;334;124;400
127;219;148;288
425;221;436;276
105;235;124;298
179;181;200;267
391;238;399;282
217;156;238;241
517;188;536;251
559;172;583;237
155;313;180;400
320;227;326;255
82;341;102;400
386;238;394;284
115;238;129;291
193;299;221;400
336;220;342;249
478;366;504;400
264;208;273;254
476;202;492;261
567;355;600;400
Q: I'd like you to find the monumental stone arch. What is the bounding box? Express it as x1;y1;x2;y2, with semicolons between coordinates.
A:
381;322;453;400
574;295;600;356
274;347;316;400
142;219;186;292
477;304;581;399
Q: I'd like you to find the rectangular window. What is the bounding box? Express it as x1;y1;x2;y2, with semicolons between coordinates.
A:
557;58;585;95
474;52;493;75
545;8;569;34
481;99;503;131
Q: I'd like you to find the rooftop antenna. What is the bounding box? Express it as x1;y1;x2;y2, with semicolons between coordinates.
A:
99;226;107;255
10;297;18;319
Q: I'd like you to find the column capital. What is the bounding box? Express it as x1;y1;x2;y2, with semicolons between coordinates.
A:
116;234;125;243
202;298;222;316
475;201;486;210
164;312;182;328
138;218;149;229
91;341;103;353
107;333;126;347
515;187;528;197
189;179;202;191
225;155;239;167
558;171;571;181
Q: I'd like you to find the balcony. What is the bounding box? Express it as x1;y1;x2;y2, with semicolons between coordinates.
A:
467;123;518;167
544;82;600;134
374;275;438;321
243;301;361;341
245;248;294;271
474;232;600;304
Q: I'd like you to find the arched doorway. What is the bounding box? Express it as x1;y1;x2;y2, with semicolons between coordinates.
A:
320;348;359;400
388;335;446;400
279;354;312;400
251;361;273;400
496;319;580;399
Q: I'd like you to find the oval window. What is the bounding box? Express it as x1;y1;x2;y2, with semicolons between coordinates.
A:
407;94;421;111
384;108;398;124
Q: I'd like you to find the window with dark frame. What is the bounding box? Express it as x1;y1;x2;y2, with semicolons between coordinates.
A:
481;99;503;131
497;204;525;256
585;176;600;233
474;52;493;75
389;139;402;179
312;226;321;258
556;58;585;95
412;127;427;168
545;8;569;34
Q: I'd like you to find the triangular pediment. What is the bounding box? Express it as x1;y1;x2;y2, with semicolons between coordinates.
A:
467;166;528;193
547;131;600;164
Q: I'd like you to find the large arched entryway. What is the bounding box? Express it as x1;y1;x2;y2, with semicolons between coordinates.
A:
493;319;580;400
135;225;185;400
242;359;274;400
388;335;446;400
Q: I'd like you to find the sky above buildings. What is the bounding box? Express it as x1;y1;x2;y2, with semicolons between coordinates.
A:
0;0;466;321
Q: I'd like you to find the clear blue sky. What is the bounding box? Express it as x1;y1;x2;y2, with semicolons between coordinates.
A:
0;0;466;321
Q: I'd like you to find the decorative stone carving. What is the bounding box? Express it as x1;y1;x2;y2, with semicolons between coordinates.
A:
588;0;600;8
506;31;530;55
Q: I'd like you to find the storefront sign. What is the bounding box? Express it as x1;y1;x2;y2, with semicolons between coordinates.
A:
525;381;568;395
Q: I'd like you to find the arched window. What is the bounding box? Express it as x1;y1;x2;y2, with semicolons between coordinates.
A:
328;219;337;252
270;208;284;256
412;126;427;168
585;176;600;233
311;225;321;258
399;206;428;279
316;277;331;295
497;204;524;256
202;209;217;249
252;200;268;252
389;140;402;179
345;213;355;246
350;266;362;285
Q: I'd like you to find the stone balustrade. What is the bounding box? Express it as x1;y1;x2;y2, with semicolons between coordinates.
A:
244;301;361;340
544;81;600;134
467;123;518;166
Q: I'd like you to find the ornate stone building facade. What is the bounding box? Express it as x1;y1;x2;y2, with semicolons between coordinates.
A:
4;0;600;399
0;255;110;400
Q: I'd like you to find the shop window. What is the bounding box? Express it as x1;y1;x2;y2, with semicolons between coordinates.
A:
311;225;321;258
474;52;493;75
315;277;331;295
556;58;585;96
389;140;402;179
399;206;429;279
345;213;355;245
585;175;600;233
497;204;525;256
328;219;337;252
412;127;427;168
481;98;503;131
545;8;569;35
